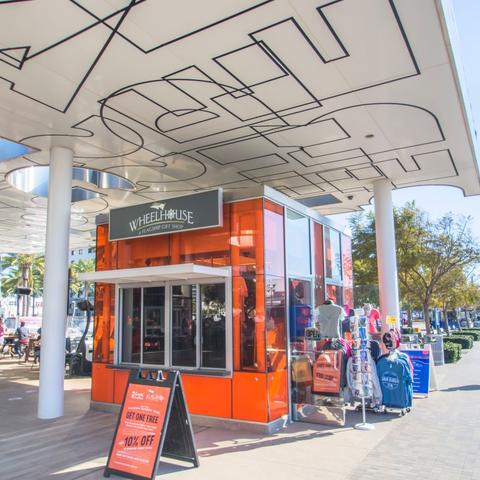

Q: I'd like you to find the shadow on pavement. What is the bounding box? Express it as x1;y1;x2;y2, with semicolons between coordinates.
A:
195;406;403;458
441;384;480;392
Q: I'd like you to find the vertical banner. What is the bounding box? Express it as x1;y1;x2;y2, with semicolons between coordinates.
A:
104;370;198;480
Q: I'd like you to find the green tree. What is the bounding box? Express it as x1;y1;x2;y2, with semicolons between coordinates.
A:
350;203;480;334
69;258;95;299
349;211;378;305
1;254;45;315
408;213;480;333
433;268;469;334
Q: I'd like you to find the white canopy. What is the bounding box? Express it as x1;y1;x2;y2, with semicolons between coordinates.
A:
78;263;230;284
0;0;478;252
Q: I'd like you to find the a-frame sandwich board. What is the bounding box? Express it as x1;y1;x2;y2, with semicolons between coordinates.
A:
104;369;198;480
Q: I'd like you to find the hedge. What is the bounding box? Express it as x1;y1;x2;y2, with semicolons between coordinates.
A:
444;341;462;363
452;330;480;341
446;335;473;349
401;327;414;335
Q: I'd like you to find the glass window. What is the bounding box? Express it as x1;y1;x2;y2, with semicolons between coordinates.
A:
96;224;117;271
343;287;354;312
121;288;141;363
324;227;342;282
93;284;115;363
264;203;285;277
341;234;354;310
200;284;226;369
236;274;260;370
178;207;231;267
266;276;286;372
289;278;312;342
171;285;197;367
120;282;229;370
326;283;343;306
230;199;264;276
142;287;165;365
313;222;325;308
285;210;311;277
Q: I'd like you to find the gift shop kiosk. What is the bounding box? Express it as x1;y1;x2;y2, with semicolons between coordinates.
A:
83;186;353;432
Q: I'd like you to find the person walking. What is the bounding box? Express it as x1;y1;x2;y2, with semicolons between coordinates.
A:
13;321;29;357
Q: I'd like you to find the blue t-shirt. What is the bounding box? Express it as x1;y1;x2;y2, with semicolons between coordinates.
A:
377;354;413;408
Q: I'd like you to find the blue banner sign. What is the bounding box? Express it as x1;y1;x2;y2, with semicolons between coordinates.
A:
401;349;430;396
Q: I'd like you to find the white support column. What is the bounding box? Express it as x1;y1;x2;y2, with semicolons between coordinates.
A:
38;146;73;419
373;179;400;329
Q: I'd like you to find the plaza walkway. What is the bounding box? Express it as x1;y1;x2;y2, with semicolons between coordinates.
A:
0;344;479;480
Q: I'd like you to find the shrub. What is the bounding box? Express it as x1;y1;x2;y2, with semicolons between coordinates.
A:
401;327;414;335
444;341;462;363
451;332;476;341
446;335;473;349
461;330;480;340
452;330;480;341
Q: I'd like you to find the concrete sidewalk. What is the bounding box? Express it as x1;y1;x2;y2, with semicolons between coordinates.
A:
0;345;479;480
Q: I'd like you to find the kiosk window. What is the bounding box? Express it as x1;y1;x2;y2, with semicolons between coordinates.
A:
119;282;228;371
143;286;165;365
171;285;197;368
200;284;226;369
121;288;141;364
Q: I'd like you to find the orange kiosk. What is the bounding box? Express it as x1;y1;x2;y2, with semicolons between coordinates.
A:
86;187;352;432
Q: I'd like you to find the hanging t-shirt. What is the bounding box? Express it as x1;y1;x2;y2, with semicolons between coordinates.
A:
377;354;413;408
316;304;343;338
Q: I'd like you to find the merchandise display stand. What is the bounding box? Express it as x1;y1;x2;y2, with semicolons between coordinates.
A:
355;397;375;431
352;316;375;431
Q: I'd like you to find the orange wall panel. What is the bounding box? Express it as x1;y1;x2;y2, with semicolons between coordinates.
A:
96;224;116;271
113;369;130;404
267;369;288;421
232;372;268;422
91;363;114;404
181;375;232;418
116;235;170;269
178;206;231;266
93;283;115;364
230;199;264;276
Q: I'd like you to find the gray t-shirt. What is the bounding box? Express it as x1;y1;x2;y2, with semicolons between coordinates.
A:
316;304;343;338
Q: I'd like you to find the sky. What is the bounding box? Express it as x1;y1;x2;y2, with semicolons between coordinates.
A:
329;1;480;238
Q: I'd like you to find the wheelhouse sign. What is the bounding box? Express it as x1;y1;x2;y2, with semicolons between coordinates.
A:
109;189;223;241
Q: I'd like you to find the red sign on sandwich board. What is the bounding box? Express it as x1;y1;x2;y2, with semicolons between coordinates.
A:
104;370;198;480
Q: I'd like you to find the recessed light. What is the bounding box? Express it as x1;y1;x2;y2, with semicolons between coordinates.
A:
365;134;374;138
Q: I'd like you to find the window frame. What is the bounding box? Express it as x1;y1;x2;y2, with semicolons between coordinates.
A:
285;208;312;277
323;226;343;286
115;275;232;374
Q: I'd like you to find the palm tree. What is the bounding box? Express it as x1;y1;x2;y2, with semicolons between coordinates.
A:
1;254;45;315
69;258;95;300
